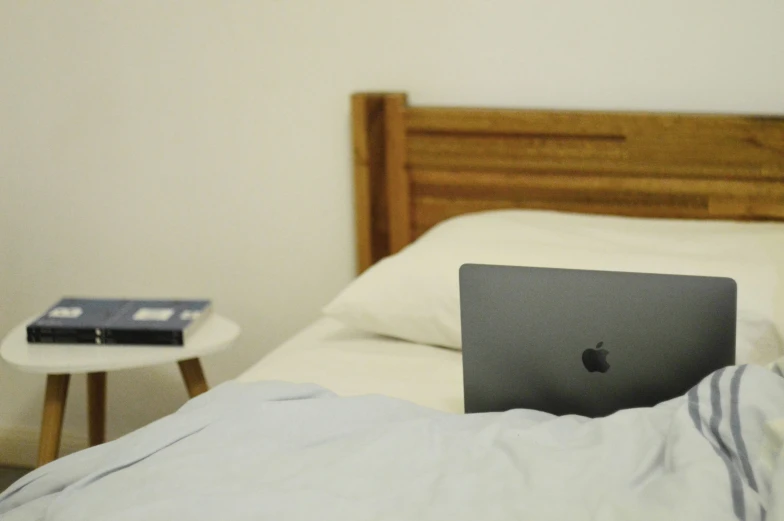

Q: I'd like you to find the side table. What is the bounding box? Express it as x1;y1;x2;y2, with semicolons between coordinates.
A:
0;314;240;467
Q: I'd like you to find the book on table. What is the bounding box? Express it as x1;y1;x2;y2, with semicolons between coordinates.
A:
27;298;213;346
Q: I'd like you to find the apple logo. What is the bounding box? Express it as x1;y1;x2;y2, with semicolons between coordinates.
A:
582;341;610;373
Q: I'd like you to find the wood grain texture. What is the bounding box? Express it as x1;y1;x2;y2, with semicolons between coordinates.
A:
351;93;784;266
352;93;398;273
178;358;209;398
384;93;411;254
37;374;70;467
352;94;374;273
87;372;106;447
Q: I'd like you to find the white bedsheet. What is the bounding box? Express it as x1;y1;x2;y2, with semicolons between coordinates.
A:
237;317;464;413
2;362;783;521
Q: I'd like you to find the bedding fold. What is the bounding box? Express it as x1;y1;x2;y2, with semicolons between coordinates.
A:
1;362;783;521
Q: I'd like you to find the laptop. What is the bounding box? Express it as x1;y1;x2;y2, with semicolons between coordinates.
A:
459;264;736;417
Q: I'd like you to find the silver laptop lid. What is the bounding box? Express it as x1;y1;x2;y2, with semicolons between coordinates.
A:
459;264;736;417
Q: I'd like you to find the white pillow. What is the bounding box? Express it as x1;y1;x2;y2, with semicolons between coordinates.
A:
324;210;784;365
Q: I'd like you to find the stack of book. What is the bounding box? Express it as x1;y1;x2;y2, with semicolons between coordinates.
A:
27;298;212;346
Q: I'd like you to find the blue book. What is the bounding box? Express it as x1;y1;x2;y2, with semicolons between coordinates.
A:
27;299;128;344
103;299;212;345
27;298;212;346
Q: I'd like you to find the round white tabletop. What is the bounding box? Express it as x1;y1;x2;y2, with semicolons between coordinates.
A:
0;314;241;374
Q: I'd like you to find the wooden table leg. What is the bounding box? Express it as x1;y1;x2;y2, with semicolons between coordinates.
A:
178;358;208;398
87;372;107;446
37;374;70;467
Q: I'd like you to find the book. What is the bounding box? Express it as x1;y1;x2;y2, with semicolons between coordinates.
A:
102;299;212;346
27;298;213;346
26;299;128;344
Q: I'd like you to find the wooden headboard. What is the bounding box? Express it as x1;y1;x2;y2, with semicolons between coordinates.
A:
352;92;784;273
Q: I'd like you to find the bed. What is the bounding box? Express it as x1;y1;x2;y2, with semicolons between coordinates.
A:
239;92;784;408
2;93;784;521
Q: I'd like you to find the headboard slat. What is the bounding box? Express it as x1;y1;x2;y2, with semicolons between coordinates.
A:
407;156;776;180
352;93;395;273
383;94;411;255
407;107;783;138
411;170;784;199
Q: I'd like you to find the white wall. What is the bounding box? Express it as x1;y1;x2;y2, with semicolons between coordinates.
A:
1;0;782;463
